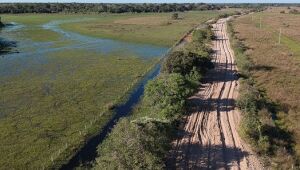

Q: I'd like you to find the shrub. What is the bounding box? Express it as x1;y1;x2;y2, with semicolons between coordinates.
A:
193;28;214;43
144;73;192;120
96;118;167;169
162;51;212;76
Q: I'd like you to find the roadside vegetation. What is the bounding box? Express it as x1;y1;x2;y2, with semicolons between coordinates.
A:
228;8;300;168
93;25;214;169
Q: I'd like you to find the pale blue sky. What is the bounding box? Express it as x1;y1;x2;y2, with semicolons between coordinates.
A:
1;0;299;3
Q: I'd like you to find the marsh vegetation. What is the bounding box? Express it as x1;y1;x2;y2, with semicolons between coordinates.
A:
0;10;229;169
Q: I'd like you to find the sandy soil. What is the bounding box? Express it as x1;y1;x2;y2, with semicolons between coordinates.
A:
167;18;263;170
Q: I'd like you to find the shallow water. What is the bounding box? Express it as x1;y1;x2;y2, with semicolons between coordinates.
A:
0;19;168;78
0;18;168;168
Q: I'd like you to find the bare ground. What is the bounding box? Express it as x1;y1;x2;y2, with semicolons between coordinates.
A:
167;18;263;170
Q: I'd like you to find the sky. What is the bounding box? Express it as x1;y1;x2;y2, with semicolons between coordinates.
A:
1;0;299;3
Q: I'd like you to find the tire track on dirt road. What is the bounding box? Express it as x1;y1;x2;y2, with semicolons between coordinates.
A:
168;18;263;170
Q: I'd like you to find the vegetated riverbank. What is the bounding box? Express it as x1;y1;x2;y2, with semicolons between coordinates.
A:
0;14;166;169
92;23;215;169
62;12;242;169
0;12;235;169
227;13;298;168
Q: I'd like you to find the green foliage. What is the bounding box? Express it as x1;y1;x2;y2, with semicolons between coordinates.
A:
162;51;212;76
0;3;223;14
96;118;167;169
185;66;203;87
144;73;192;120
236;82;260;114
193;28;214;43
227;21;252;77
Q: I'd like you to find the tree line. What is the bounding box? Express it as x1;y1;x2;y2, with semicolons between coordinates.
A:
0;3;223;14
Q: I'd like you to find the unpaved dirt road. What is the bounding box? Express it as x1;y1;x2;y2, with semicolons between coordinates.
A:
168;18;263;170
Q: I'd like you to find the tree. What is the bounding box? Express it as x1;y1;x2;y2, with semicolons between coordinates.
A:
162;51;212;76
96;118;167;169
144;73;192;119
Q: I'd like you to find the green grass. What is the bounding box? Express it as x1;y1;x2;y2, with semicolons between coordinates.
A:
0;49;159;169
60;11;227;46
21;28;61;42
1;14;92;43
281;35;300;58
2;13;92;25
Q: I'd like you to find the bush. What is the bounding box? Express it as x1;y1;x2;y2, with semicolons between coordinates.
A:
96;118;168;169
193;28;214;43
162;51;212;76
144;73;192;120
236;83;260;114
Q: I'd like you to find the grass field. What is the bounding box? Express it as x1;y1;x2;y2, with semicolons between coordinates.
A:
0;10;232;168
231;7;300;167
59;11;227;46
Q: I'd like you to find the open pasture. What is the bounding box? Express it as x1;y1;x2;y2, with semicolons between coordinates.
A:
60;11;228;46
232;7;300;166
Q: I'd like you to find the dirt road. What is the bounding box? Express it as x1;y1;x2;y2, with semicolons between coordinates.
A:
168;18;263;169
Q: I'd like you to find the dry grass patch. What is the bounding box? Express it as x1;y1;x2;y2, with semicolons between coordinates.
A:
232;9;300;167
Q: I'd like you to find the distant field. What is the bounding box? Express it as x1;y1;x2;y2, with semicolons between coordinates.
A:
2;11;229;46
232;7;300;165
0;11;229;169
59;11;227;46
